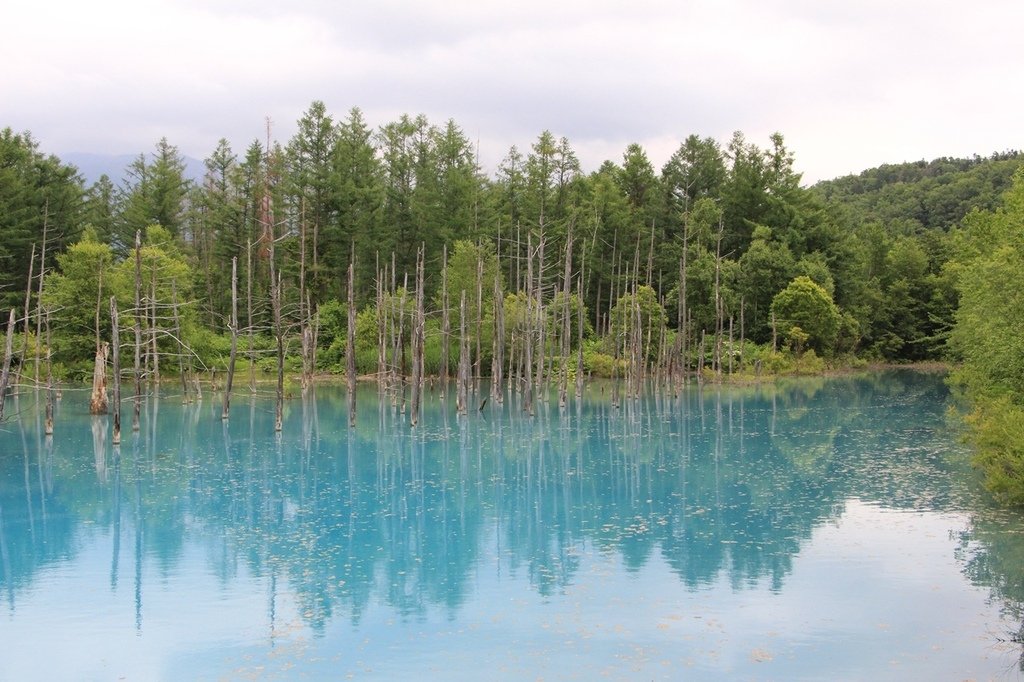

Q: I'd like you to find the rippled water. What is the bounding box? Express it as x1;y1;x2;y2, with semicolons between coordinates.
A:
1;370;1022;680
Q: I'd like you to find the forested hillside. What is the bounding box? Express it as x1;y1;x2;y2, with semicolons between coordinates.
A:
813;152;1022;232
1;104;1022;379
2;103;1023;502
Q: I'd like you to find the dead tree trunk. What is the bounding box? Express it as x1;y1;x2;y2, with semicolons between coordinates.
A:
398;274;408;414
576;272;584;399
273;268;284;433
713;217;724;378
559;228;573;408
347;255;357;427
222;257;239;421
611;250;621;409
171;280;188;403
533;234;546;400
246;239;256;391
441;245;450;397
150;264;159;384
89;263;108;413
456;290;469;415
0;309;16;422
376;256;386;389
299;199;308;393
133;230;142;432
17;244;34;386
34;204;49;385
44;310;53;435
491;267;504;404
474;252;483;385
410;246;424;427
523;234;534;416
111;297;122;445
89;343;109;415
681;214;690;384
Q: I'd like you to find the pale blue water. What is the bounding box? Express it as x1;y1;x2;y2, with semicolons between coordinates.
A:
1;371;1022;681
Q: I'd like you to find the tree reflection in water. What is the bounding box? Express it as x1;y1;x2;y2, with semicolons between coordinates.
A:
0;371;1020;665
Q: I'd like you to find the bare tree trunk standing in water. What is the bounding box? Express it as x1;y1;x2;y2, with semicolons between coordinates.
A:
410;246;424;427
111;298;122;445
89;265;108;414
347;253;357;428
491;267;504;404
576;272;584;399
456;290;469;415
34;203;49;385
133;231;142;432
16;244;34;388
44;310;53;435
441;244;450;398
559;227;573;408
0;309;16;422
523;235;534;416
89;344;109;414
222;257;239;421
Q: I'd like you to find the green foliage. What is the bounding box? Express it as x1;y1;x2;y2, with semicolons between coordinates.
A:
948;169;1024;505
438;240;502;326
353;306;381;374
183;325;232;370
770;276;841;356
962;397;1024;506
315;298;347;365
582;342;621;379
738;228;796;342
608;285;667;360
10;115;1023;392
43;228;124;363
813;152;1023;232
784;326;811;355
119;138;190;245
0;127;84;308
545;291;592;347
950;171;1024;400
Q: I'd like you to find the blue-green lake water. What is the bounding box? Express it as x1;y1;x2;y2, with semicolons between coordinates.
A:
1;371;1022;680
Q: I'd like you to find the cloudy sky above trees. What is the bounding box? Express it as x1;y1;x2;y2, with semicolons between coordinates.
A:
4;0;1022;182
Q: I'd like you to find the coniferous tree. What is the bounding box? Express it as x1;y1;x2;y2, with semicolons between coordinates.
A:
0;128;84;308
330;107;384;298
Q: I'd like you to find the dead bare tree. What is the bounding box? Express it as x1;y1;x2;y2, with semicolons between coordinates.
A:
222;257;239;420
44;310;53;435
456;290;469;415
491;265;505;404
132;230;142;432
410;246;424;427
347;253;357;427
110;297;122;445
0;309;16;421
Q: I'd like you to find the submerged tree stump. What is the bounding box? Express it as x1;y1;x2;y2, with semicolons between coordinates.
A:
89;343;109;414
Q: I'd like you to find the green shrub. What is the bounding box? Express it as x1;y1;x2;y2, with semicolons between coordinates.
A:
966;396;1024;506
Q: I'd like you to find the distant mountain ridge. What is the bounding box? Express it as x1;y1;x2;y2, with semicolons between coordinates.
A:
64;152;205;187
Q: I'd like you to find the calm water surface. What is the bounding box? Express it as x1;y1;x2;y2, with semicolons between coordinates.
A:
1;371;1022;680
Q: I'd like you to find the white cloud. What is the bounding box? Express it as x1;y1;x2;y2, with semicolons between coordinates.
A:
2;0;1022;182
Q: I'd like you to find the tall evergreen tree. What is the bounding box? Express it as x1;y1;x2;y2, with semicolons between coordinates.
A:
287;100;338;300
330;107;384;299
0;128;84;307
118;138;190;248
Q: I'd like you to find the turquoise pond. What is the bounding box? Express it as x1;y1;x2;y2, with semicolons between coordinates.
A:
1;371;1022;680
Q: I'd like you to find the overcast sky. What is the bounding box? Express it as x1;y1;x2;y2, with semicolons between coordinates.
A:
3;0;1022;183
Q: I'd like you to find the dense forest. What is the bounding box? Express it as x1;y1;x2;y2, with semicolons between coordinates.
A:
0;102;1022;501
